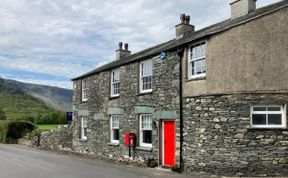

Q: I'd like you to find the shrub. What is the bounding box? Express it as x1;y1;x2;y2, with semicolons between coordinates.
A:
34;111;67;124
0;121;8;143
0;108;6;120
0;120;35;143
147;158;158;168
171;165;181;173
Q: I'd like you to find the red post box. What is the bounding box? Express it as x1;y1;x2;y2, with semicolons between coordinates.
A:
125;132;136;147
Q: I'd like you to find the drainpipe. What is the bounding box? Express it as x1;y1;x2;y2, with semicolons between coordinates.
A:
177;47;185;173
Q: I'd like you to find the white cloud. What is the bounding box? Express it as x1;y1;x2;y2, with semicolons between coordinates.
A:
0;0;280;88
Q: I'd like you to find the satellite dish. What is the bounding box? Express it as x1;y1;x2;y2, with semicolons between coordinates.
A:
160;51;166;59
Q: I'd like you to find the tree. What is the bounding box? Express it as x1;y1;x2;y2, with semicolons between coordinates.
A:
0;108;6;120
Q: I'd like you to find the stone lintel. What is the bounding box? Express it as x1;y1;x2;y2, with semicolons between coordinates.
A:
77;110;89;116
135;106;154;114
156;111;178;119
107;107;122;115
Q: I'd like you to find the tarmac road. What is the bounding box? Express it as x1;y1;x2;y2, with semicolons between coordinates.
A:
0;144;205;178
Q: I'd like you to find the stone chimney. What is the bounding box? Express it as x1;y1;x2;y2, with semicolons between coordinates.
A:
175;14;195;39
115;42;131;60
230;0;257;18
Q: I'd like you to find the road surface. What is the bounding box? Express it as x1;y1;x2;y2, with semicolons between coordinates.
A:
0;144;204;178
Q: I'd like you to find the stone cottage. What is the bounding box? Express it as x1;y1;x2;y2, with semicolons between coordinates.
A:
72;0;288;176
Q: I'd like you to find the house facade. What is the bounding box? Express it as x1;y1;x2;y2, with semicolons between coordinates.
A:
72;43;182;166
72;0;288;176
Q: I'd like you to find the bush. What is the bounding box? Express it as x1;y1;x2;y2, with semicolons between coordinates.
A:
0;108;6;120
0;121;8;143
0;120;35;143
171;165;181;173
147;158;158;168
34;111;67;124
26;129;42;139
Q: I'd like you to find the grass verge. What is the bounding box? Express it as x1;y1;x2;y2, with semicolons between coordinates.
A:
36;124;58;131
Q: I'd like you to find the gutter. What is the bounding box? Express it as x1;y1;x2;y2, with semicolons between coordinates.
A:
177;46;185;173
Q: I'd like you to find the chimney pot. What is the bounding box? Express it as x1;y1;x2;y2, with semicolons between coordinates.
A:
118;42;123;50
180;14;186;23
185;15;190;24
124;43;128;50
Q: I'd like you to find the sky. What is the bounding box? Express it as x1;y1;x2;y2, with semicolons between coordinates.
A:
0;0;280;89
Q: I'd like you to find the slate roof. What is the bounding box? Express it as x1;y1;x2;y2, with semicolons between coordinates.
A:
72;0;288;81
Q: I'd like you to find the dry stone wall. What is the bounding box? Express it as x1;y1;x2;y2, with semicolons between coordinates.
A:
183;93;288;176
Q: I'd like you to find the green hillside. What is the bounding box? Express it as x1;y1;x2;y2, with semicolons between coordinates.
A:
0;78;57;120
4;79;72;112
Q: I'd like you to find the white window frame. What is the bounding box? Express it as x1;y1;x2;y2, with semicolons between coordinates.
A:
140;114;152;148
139;59;153;93
81;116;88;140
110;115;120;144
188;43;206;79
250;104;286;128
111;69;120;97
82;79;89;101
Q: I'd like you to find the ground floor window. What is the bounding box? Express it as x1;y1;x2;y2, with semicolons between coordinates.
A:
251;105;286;128
81;116;88;140
110;115;119;144
140;114;152;148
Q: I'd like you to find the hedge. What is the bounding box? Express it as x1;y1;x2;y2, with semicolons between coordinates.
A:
0;120;35;143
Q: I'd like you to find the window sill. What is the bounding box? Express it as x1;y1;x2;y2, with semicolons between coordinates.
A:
135;147;152;151
247;127;288;131
108;143;119;146
186;76;206;82
109;96;120;100
137;91;153;96
81;100;88;103
79;138;87;142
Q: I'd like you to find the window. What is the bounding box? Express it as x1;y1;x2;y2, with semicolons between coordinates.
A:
140;114;152;148
110;115;120;144
188;43;206;79
251;105;286;128
111;69;120;97
81;116;88;140
140;59;153;93
82;79;89;101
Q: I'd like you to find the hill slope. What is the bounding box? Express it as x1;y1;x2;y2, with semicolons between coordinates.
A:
0;78;72;120
4;79;73;112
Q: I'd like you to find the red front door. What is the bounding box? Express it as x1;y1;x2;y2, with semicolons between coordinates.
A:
163;121;175;166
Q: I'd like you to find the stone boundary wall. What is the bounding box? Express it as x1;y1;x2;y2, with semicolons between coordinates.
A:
18;125;73;152
39;125;73;152
183;93;288;177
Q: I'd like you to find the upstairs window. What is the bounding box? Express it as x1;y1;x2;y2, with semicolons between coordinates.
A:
111;69;120;97
81;116;88;140
82;79;89;101
140;114;152;148
110;115;120;144
188;43;206;79
251;105;286;128
140;59;153;93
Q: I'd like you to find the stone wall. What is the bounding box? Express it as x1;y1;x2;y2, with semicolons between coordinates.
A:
72;51;181;165
39;125;72;152
183;93;288;176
